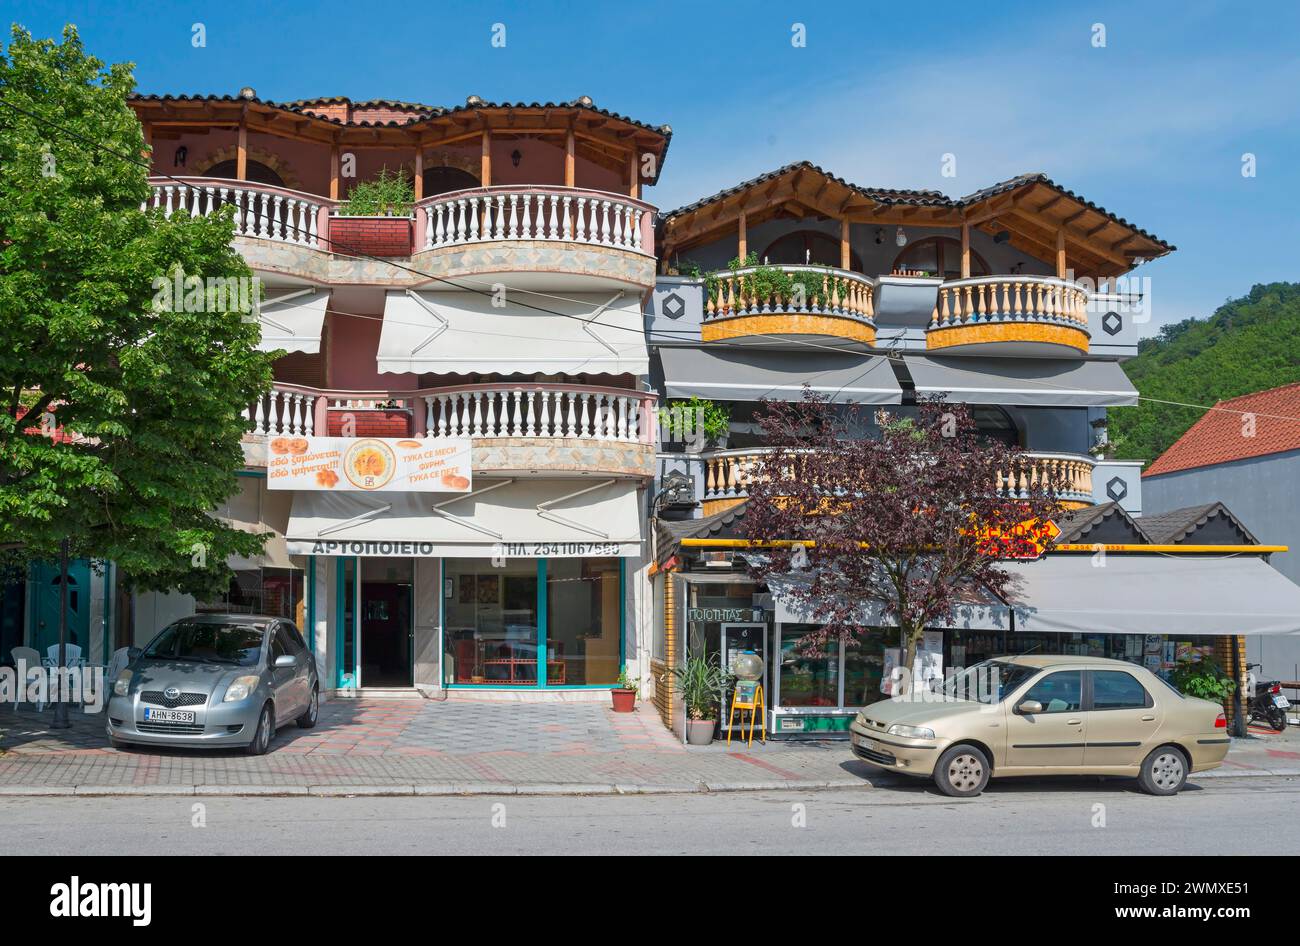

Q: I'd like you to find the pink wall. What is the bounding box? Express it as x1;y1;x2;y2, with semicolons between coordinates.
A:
325;301;419;390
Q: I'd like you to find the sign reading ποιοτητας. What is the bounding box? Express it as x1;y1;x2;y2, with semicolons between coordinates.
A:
266;436;472;492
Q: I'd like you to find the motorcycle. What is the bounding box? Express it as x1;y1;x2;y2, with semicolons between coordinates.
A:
1247;663;1290;731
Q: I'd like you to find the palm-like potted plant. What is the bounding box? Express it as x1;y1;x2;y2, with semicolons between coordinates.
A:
612;667;638;712
672;652;731;745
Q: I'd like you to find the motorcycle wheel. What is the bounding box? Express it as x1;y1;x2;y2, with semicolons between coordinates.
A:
1268;707;1288;731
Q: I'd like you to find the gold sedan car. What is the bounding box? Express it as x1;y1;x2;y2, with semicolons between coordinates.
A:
850;655;1230;797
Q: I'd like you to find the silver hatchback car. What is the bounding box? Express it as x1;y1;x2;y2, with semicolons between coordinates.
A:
107;614;319;755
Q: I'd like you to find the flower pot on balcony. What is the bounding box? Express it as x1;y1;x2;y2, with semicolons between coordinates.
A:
326;408;413;438
329;215;413;258
685;718;717;746
611;687;637;713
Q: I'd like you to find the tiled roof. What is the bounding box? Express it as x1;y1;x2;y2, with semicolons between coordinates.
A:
655;503;751;564
1136;502;1259;545
1144;382;1300;477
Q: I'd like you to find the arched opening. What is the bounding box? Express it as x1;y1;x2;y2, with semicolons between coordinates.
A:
972;405;1021;447
203;159;286;188
892;236;989;279
422;166;481;198
762;230;862;271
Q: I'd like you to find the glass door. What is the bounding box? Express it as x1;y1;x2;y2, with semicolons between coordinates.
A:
443;559;539;685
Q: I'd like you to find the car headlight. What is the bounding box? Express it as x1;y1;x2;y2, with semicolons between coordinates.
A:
113;669;133;696
887;724;936;740
223;676;261;703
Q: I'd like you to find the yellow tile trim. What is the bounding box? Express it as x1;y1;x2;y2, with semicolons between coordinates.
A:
702;313;876;345
926;321;1089;353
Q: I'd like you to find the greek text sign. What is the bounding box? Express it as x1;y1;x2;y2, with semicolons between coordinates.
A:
266;436;472;492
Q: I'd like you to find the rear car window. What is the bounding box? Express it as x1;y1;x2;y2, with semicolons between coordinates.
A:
1092;670;1151;710
143;622;266;667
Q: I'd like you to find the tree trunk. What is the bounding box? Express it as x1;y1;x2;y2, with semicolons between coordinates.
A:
900;622;924;696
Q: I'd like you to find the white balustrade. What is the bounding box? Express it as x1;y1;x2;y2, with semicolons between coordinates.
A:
146;179;324;249
421;188;649;255
423;386;649;443
245;387;317;437
932;276;1090;329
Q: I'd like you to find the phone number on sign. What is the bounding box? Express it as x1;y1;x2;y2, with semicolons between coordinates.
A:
501;542;624;557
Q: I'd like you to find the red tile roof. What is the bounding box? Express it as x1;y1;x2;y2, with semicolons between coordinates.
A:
1144;382;1300;477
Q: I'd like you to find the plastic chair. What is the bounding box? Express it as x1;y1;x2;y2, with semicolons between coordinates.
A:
95;647;132;714
45;643;82;666
10;647;46;712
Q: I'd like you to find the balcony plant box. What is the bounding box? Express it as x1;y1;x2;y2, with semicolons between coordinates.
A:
329;215;414;257
611;668;638;713
326;404;413;438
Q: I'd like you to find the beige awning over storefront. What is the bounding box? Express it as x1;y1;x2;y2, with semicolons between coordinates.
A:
257;289;331;355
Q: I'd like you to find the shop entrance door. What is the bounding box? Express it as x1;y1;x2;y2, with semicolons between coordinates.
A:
30;560;91;656
359;559;413;687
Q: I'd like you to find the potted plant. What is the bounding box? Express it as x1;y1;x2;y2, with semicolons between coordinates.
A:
663;396;731;450
611;667;638;712
1171;657;1239;708
331;166;415;257
672;653;731;745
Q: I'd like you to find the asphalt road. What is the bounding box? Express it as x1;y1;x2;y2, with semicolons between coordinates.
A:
2;774;1298;855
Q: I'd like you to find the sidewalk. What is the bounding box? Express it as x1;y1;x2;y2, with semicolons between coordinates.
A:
1;697;1297;797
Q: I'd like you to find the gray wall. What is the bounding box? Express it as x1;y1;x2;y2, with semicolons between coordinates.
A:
1145;450;1300;680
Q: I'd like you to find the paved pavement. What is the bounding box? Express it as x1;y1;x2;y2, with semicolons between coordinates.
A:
5;777;1300;855
2;695;1299;796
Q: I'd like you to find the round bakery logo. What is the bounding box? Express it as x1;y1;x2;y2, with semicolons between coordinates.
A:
343;438;397;490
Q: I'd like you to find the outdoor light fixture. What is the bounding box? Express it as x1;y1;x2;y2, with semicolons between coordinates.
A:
993;229;1011;244
173;145;187;167
874;227;885;244
238;86;256;100
511;149;522;168
895;226;907;247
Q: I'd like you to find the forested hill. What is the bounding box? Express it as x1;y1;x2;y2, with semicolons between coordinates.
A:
1112;282;1300;462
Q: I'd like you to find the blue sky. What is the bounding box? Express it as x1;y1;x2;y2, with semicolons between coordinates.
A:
6;0;1299;334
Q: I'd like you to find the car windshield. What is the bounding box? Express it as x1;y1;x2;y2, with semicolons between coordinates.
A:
938;660;1041;704
143;621;266;667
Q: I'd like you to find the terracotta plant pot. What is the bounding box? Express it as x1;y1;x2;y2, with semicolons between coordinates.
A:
611;688;637;712
685;718;716;746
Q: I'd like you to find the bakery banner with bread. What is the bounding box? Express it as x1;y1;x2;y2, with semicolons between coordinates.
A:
266;436;472;492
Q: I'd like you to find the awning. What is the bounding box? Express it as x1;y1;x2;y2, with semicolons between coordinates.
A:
767;571;1010;629
377;290;649;375
285;477;644;557
257;289;330;355
904;355;1138;406
1004;554;1300;636
656;347;902;404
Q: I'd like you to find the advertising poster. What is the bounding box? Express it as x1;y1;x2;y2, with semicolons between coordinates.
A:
266;436;472;492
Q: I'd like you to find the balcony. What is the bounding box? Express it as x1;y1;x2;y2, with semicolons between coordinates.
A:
412;186;657;291
697;447;1097;516
146;178;330;248
702;265;876;347
927;276;1091;355
245;382;657;477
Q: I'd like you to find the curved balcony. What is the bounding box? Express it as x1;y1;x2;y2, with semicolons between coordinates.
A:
702;265;876;347
927;276;1091;355
412;186;657;291
245;382;657;477
145;177;330;249
698;447;1096;515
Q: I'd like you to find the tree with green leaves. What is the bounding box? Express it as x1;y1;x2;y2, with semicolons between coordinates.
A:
0;25;272;597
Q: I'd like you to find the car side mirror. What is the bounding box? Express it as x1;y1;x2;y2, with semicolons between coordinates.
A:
1018;699;1043;715
273;654;296;668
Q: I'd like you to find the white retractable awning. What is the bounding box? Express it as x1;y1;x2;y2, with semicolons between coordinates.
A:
657;347;903;404
285;477;644;557
1004;554;1300;636
257;289;330;355
377;290;649;376
904;355;1138;407
767;572;1010;629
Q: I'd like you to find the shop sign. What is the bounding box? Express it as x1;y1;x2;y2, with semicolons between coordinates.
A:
688;607;765;623
266;436;471;492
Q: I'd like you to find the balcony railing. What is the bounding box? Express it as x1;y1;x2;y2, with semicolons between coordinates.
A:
417;186;653;256
704;265;876;324
930;276;1089;332
700;447;1096;506
145;177;331;249
247;382;657;445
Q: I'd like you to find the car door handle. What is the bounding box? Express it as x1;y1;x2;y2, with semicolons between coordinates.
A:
1067;719;1082;725
1141;715;1156;721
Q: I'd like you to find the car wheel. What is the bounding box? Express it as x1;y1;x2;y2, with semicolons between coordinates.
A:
1138;745;1187;795
246;703;274;756
296;687;319;729
933;744;990;797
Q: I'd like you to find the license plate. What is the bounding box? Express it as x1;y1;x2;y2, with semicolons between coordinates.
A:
856;735;876;752
143;708;195;724
1274;695;1290;709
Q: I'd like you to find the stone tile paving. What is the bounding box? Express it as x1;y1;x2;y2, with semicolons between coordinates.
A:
1;696;1297;794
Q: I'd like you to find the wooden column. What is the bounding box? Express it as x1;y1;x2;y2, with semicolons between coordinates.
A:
1056;228;1067;278
960;221;971;278
413;141;424;201
840;218;851;269
738;211;748;261
628;151;640;199
564;127;575;187
480;128;492;186
328;143;340;200
236;111;248;181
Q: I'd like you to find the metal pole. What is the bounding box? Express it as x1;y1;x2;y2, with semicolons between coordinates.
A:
50;538;71;729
